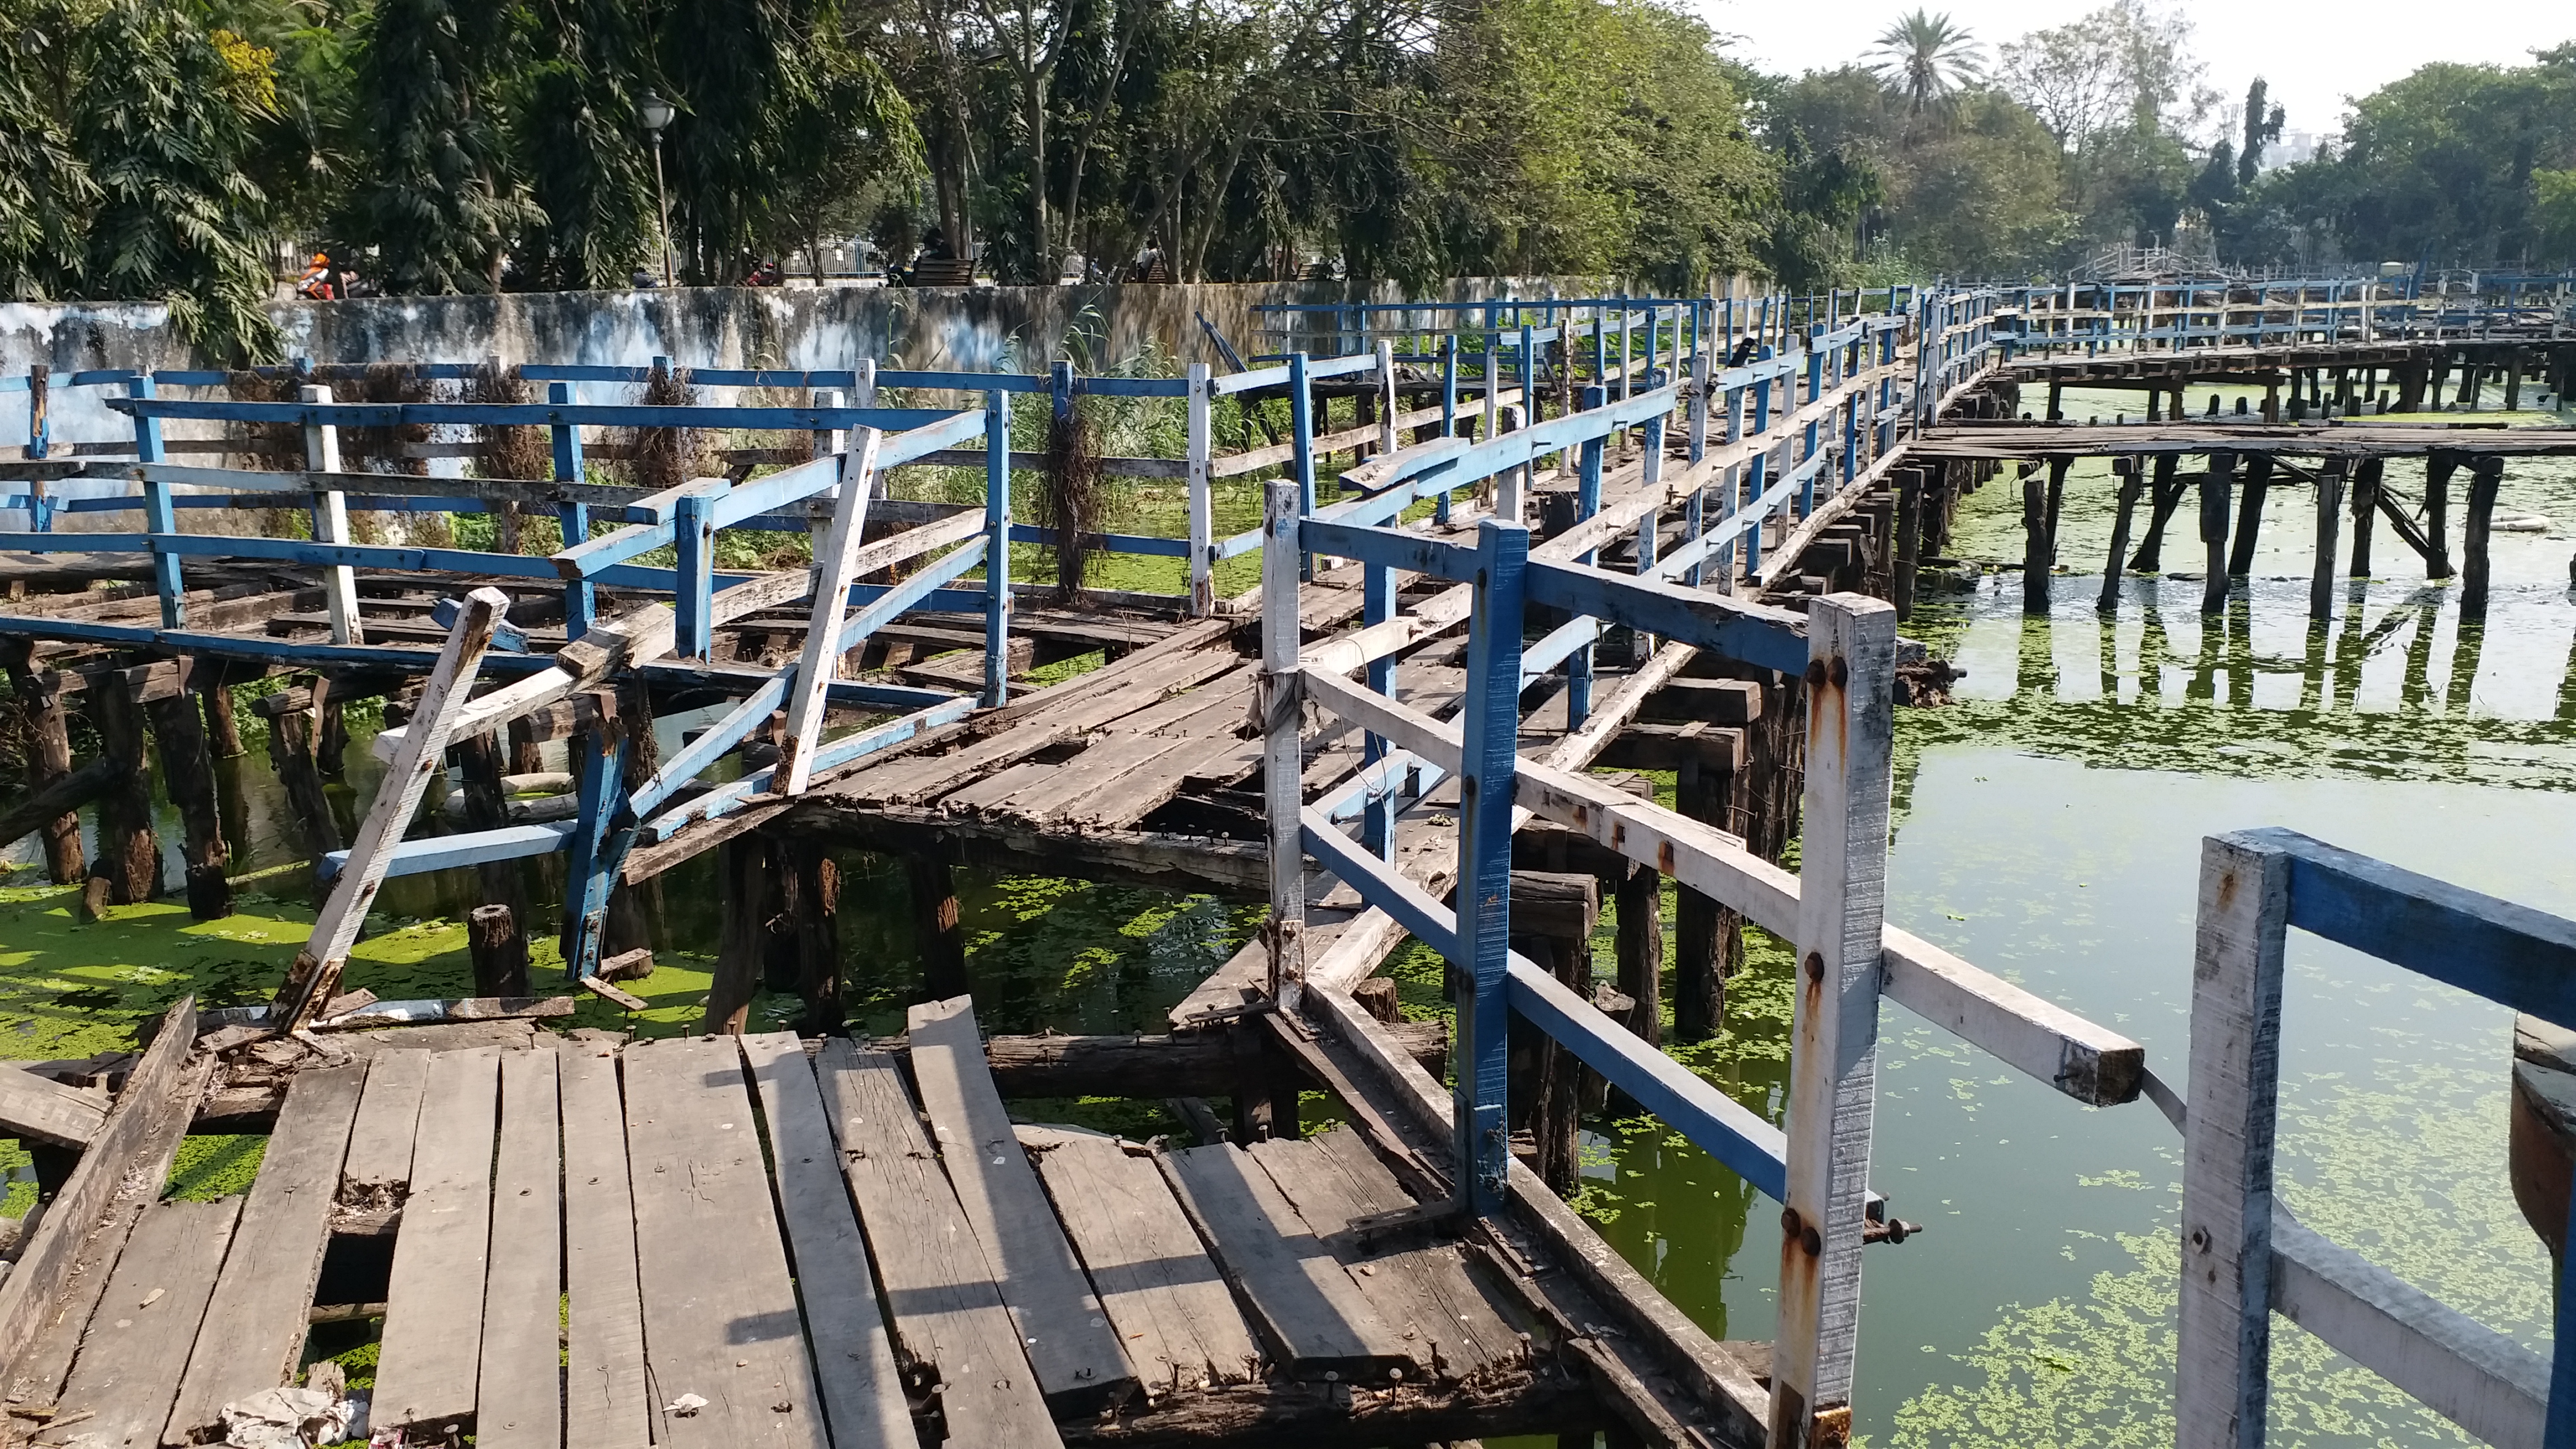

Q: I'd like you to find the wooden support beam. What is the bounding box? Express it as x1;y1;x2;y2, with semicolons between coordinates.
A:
4;646;83;883
703;836;774;1035
2226;455;2272;577
0;755;112;856
88;685;160;907
146;689;230;919
2199;451;2235;616
2423;451;2459;579
2129;454;2186;572
2349;457;2383;579
2461;458;2502;622
2309;458;2347;623
2099;460;2144;613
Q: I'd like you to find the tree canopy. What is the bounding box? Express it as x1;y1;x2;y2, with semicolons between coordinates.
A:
0;0;2568;360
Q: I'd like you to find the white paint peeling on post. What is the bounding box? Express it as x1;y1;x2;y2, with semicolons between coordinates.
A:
2177;831;2293;1449
1772;591;1896;1449
299;384;361;646
1261;477;1305;1011
1186;362;1213;615
1376;339;1399;457
776;427;884;797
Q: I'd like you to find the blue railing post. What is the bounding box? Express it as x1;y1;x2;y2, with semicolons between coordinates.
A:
1362;556;1396;861
673;486;715;659
130;376;180;627
549;381;594;641
1456;515;1528;1216
25;366;49;533
1436;337;1458;525
1289;352;1316;580
1567;385;1606;729
984;387;1013;706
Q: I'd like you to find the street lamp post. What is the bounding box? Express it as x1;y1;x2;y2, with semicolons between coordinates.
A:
638;91;675;287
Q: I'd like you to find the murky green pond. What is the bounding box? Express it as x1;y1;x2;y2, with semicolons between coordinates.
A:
3;385;2570;1443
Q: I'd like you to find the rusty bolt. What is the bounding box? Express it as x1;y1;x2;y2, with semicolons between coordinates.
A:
1802;1224;1824;1256
1781;1207;1802;1237
1829;656;1849;688
1804;659;1827;686
1805;953;1825;983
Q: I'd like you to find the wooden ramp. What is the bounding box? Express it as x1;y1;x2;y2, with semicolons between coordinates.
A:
3;1006;1589;1448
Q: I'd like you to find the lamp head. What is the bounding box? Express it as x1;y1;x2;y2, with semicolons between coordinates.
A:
638;92;675;134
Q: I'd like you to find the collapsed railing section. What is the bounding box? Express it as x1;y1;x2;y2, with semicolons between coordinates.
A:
1998;273;2576;357
1257;350;2145;1442
2178;829;2576;1449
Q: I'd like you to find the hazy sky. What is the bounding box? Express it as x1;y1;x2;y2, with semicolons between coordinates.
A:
1702;0;2573;144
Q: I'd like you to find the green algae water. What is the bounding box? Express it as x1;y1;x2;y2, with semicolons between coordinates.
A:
3;381;2571;1441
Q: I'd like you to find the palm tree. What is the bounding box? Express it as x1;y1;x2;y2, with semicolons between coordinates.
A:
1868;10;1983;115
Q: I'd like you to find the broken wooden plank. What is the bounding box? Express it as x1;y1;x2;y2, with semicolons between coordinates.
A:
815;1039;1061;1449
315;996;577;1030
738;1033;911;1449
372;1047;500;1433
1017;1125;1263;1398
338;1049;428;1207
37;1197;240;1449
0;1066;106;1150
165;1057;364;1442
560;1040;651;1449
623;1035;825;1449
478;1047;564;1448
1156;1142;1419;1383
906;996;1137;1413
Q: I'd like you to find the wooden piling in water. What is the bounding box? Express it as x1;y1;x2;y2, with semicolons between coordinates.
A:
2129;454;2186;572
2020;463;2053;614
2461;457;2502;621
1673;753;1729;1044
263;695;342;857
448;727;532;939
1893;468;1922;622
88;687;160;907
1511;869;1597;1195
704;837;773;1034
2424;452;2459;579
2226;456;2271;577
2309;458;2347;622
196;671;242;760
908;854;970;1001
782;839;842;1034
2199;452;2235;616
1613;860;1663;1054
145;690;230;920
2348;457;2383;580
468;902;529;997
3;646;82;884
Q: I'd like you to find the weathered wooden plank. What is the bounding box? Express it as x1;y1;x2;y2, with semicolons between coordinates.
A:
903;997;1137;1411
737;1033;911;1449
37;1197;239;1448
338;1048;428;1205
0;1066;106;1150
477;1047;563;1448
373;1047;501;1433
1;1205;141;1411
2177;832;2293;1449
623;1035;825;1449
1017;1125;1263;1398
813;1039;1061;1449
2269;1209;2545;1448
164;1055;363;1442
559;1040;650;1449
1156;1142;1417;1383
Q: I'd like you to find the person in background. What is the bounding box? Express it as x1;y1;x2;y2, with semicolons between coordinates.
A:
296;253;335;301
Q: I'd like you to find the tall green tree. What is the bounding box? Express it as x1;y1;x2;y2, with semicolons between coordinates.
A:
0;0;96;300
515;0;659;288
1868;10;1982;117
73;0;281;359
345;0;532;293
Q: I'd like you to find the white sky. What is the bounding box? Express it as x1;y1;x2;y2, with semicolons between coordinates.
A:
1699;0;2574;144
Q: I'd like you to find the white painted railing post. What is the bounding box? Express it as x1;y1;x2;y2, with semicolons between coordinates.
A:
811;386;846;465
1771;592;1897;1449
1261;477;1305;1013
1186;362;1213;615
1375;338;1398;456
2178;832;2294;1449
854;357;877;409
299;384;361;646
776;428;883;797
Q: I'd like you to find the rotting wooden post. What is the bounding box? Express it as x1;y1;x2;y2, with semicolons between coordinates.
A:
2020;464;2051;615
89;684;161;907
1893;467;1921;622
2199;451;2236;616
2227;455;2273;577
2309;458;2347;623
1613;859;1663;1054
299;385;363;646
782;839;842;1035
146;688;230;920
1673;745;1734;1045
2176;832;2292;1449
1771;593;1897;1449
2129;454;2185;572
703;837;772;1035
2461;457;2502;621
467;903;528;998
2099;458;2144;614
1186;362;1214;614
266;693;341;859
2423;451;2459;579
2348;457;2383;580
1261;477;1307;1014
449;726;532;940
3;647;82;884
315;689;348;778
197;670;242;760
907;854;969;1000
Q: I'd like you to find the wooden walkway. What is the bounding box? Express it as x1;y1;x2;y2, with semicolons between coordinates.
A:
1;1001;1605;1448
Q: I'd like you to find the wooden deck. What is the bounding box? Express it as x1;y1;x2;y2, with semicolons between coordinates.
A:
1;1001;1614;1448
